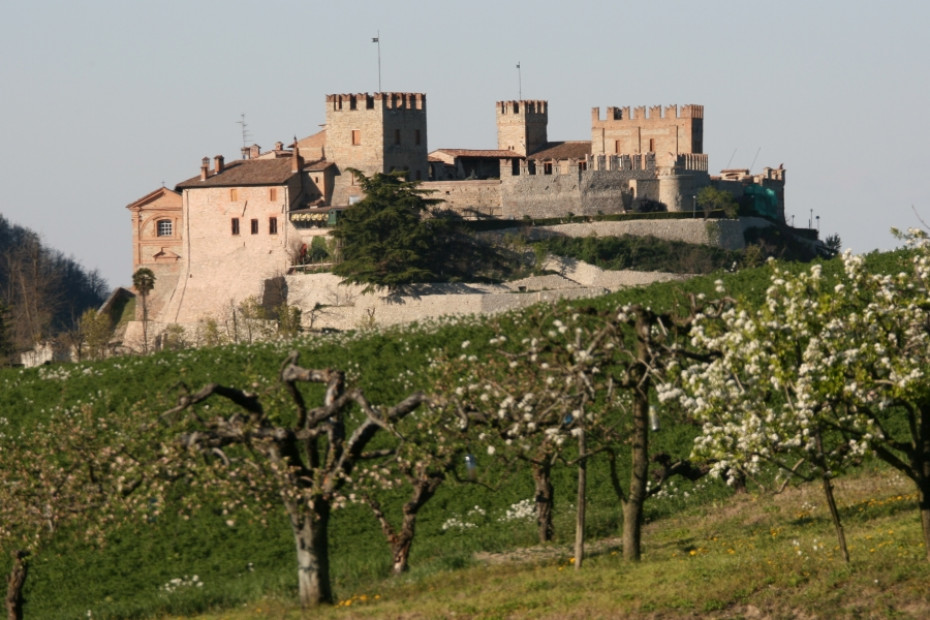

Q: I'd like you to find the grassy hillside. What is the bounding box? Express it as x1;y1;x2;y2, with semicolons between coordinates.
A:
175;468;930;619
2;250;925;619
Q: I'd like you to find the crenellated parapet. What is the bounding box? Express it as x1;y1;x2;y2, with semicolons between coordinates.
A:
762;165;785;182
497;99;548;117
669;153;708;173
588;153;657;173
591;104;703;123
326;92;426;112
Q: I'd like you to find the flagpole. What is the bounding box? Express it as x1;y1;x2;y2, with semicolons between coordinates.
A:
516;61;522;100
372;31;382;92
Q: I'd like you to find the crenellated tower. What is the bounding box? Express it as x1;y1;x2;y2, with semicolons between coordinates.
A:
325;92;428;204
591;104;704;163
496;100;548;157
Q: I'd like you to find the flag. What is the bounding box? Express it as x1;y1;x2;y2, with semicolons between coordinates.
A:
372;37;379;43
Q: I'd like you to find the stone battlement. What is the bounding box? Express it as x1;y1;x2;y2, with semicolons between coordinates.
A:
671;153;709;172
497;100;548;117
326;92;425;112
589;153;656;172
592;104;704;122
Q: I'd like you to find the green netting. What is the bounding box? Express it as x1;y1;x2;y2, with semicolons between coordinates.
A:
744;185;778;219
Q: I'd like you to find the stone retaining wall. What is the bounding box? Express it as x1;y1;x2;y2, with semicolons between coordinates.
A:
126;218;766;350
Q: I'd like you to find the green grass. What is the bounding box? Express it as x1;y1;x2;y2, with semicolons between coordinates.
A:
157;468;930;619
3;251;925;618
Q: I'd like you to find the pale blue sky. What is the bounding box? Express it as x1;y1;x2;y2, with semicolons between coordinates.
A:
2;1;928;288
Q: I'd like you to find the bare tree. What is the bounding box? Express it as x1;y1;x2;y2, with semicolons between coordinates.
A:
159;352;428;607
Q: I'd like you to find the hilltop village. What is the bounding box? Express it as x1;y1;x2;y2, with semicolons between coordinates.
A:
125;92;787;344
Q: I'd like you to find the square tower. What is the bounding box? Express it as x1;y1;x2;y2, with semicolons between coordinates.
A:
496;100;548;157
325;92;428;204
591;104;704;159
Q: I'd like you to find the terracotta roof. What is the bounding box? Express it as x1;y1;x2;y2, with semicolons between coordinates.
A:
296;130;326;149
304;159;335;172
528;141;592;160
431;148;522;159
176;158;298;189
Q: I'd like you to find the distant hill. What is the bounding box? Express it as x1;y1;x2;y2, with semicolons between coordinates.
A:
0;213;108;357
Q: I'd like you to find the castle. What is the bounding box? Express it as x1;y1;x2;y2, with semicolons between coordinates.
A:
126;92;786;336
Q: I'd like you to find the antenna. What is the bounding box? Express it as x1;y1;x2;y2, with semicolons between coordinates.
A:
725;148;737;169
237;113;252;149
516;61;522;100
748;147;761;172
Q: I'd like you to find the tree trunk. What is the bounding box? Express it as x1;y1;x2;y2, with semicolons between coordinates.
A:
391;536;414;575
533;460;554;543
622;385;649;561
140;293;149;354
5;551;28;620
292;500;332;607
814;431;849;563
369;473;444;575
574;424;587;570
920;406;930;562
821;471;850;563
919;483;930;563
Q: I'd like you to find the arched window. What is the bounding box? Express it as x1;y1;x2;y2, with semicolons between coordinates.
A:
156;219;172;237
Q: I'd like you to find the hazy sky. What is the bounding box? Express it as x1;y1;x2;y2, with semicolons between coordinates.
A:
2;1;928;289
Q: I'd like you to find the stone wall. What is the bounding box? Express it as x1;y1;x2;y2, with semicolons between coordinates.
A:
279;267;684;332
509;217;773;249
421;180;502;217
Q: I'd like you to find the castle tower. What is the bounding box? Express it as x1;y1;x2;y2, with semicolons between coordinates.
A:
325;92;428;205
590;104;704;163
496;100;548;157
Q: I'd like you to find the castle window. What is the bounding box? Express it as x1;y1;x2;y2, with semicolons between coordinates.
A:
269;187;277;201
352;130;361;146
156;219;172;237
250;219;259;235
648;138;656;152
230;188;238;201
269;217;278;235
578;161;587;172
614;140;621;154
543;162;553;175
231;218;240;235
394;129;401;145
415;129;421;145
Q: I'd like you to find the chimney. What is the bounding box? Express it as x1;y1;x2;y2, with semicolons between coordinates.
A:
250;144;261;159
241;146;250;160
292;141;303;173
213;155;225;175
274;141;284;152
200;157;210;181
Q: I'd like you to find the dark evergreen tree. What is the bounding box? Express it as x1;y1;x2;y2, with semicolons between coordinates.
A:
331;170;448;292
